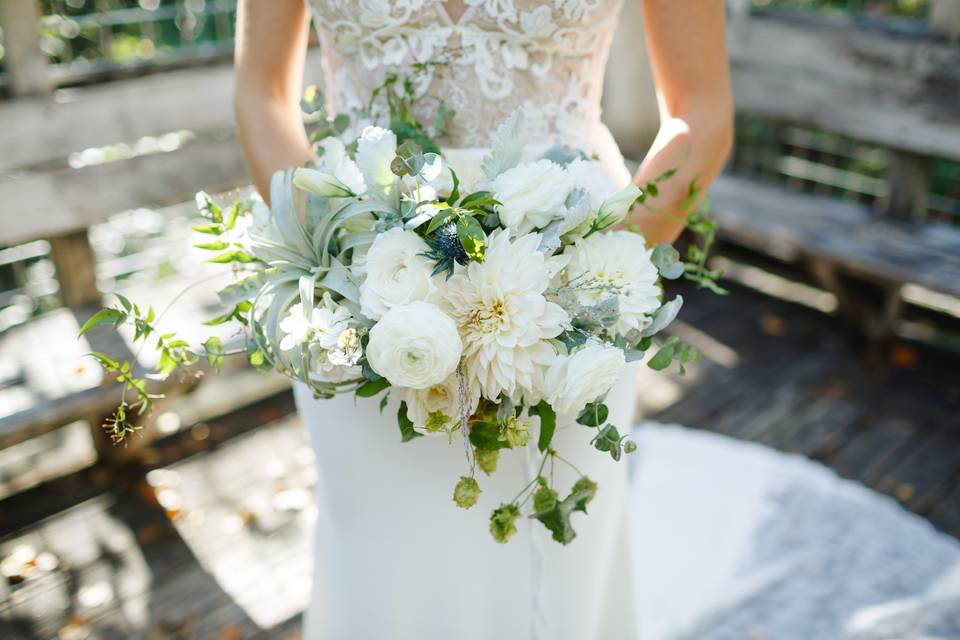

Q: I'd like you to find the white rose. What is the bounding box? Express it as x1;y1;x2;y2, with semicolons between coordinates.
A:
485;159;573;235
366;302;462;389
359;227;438;320
403;374;480;435
357;126;399;205
543;340;626;416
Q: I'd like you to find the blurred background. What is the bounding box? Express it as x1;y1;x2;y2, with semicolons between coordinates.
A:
0;1;958;638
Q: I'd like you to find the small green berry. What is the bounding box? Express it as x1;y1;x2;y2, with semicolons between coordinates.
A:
453;476;481;509
489;504;521;543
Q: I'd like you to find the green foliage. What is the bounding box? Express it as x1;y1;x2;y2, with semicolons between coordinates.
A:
530;477;598;545
397;401;422;442
576;401;609;427
356;377;391;398
529;401;557;453
647;336;701;375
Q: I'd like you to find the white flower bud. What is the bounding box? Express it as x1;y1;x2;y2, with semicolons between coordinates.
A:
293;167;356;198
595;183;642;229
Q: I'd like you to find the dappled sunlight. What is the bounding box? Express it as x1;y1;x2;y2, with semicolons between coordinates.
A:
154;416;316;630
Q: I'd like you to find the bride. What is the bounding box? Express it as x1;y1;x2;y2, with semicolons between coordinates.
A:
233;0;732;637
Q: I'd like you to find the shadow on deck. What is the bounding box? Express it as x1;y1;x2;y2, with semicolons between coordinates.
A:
1;280;958;639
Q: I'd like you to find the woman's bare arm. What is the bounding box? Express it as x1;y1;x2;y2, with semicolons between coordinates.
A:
234;0;314;200
630;0;734;244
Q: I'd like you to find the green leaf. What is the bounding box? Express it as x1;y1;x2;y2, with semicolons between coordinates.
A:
531;481;597;545
446;167;460;205
224;202;241;230
651;243;685;280
194;240;229;251
397;401;422;443
529;401;557;453
356;377;390;398
115;294;132;313
79;308;125;336
425;207;458;235
459;191;500;211
88;351;120;371
570;476;598;513
576;402;609;427
647;336;680;371
456;215;486;263
192;223;224;235
469;421;511;450
203;336;224;372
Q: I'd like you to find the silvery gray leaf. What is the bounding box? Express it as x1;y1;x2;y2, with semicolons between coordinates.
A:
651;242;685;280
641;295;684;337
481;108;526;180
216;273;264;306
538;219;563;252
540;145;582;167
496;397;515;423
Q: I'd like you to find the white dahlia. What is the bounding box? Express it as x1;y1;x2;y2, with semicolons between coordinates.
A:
561;230;661;336
439;230;569;403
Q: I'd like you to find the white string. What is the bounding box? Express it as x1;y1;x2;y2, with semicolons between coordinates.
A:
523;444;547;640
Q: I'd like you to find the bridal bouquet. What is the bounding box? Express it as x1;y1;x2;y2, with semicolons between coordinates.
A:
82;69;719;546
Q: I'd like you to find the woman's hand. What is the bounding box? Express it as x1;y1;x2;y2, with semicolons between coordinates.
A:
631;0;734;245
234;0;315;201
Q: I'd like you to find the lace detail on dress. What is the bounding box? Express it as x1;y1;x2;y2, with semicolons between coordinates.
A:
305;0;624;150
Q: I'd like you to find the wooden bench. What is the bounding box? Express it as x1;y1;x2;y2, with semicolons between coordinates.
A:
710;3;960;340
0;1;320;461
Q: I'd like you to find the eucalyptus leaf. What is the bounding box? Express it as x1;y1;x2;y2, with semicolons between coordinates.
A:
641;295;684;337
651;243;685;280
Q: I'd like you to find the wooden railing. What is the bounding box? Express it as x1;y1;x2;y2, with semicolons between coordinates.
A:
712;0;960;339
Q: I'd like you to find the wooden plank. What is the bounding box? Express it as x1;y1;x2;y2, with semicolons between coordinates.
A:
0;0;49;96
0;136;248;246
727;12;960;158
47;230;100;307
709;175;960;297
0;50;325;173
880;151;932;222
931;0;960;41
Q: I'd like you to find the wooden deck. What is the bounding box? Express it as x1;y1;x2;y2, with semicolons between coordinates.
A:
1;276;959;639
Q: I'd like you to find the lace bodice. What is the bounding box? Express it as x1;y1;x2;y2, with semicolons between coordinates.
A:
305;0;624;151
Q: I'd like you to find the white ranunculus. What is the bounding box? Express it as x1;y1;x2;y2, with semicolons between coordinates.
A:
595;183;642;229
357;126;400;205
485;159;573;235
316;137;365;194
543;340;626;416
293;167;356;198
404;374;480;435
561;231;661;336
359;227;438;320
366;302;462;389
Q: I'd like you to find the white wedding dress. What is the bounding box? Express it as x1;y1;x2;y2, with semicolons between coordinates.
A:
297;0;636;638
